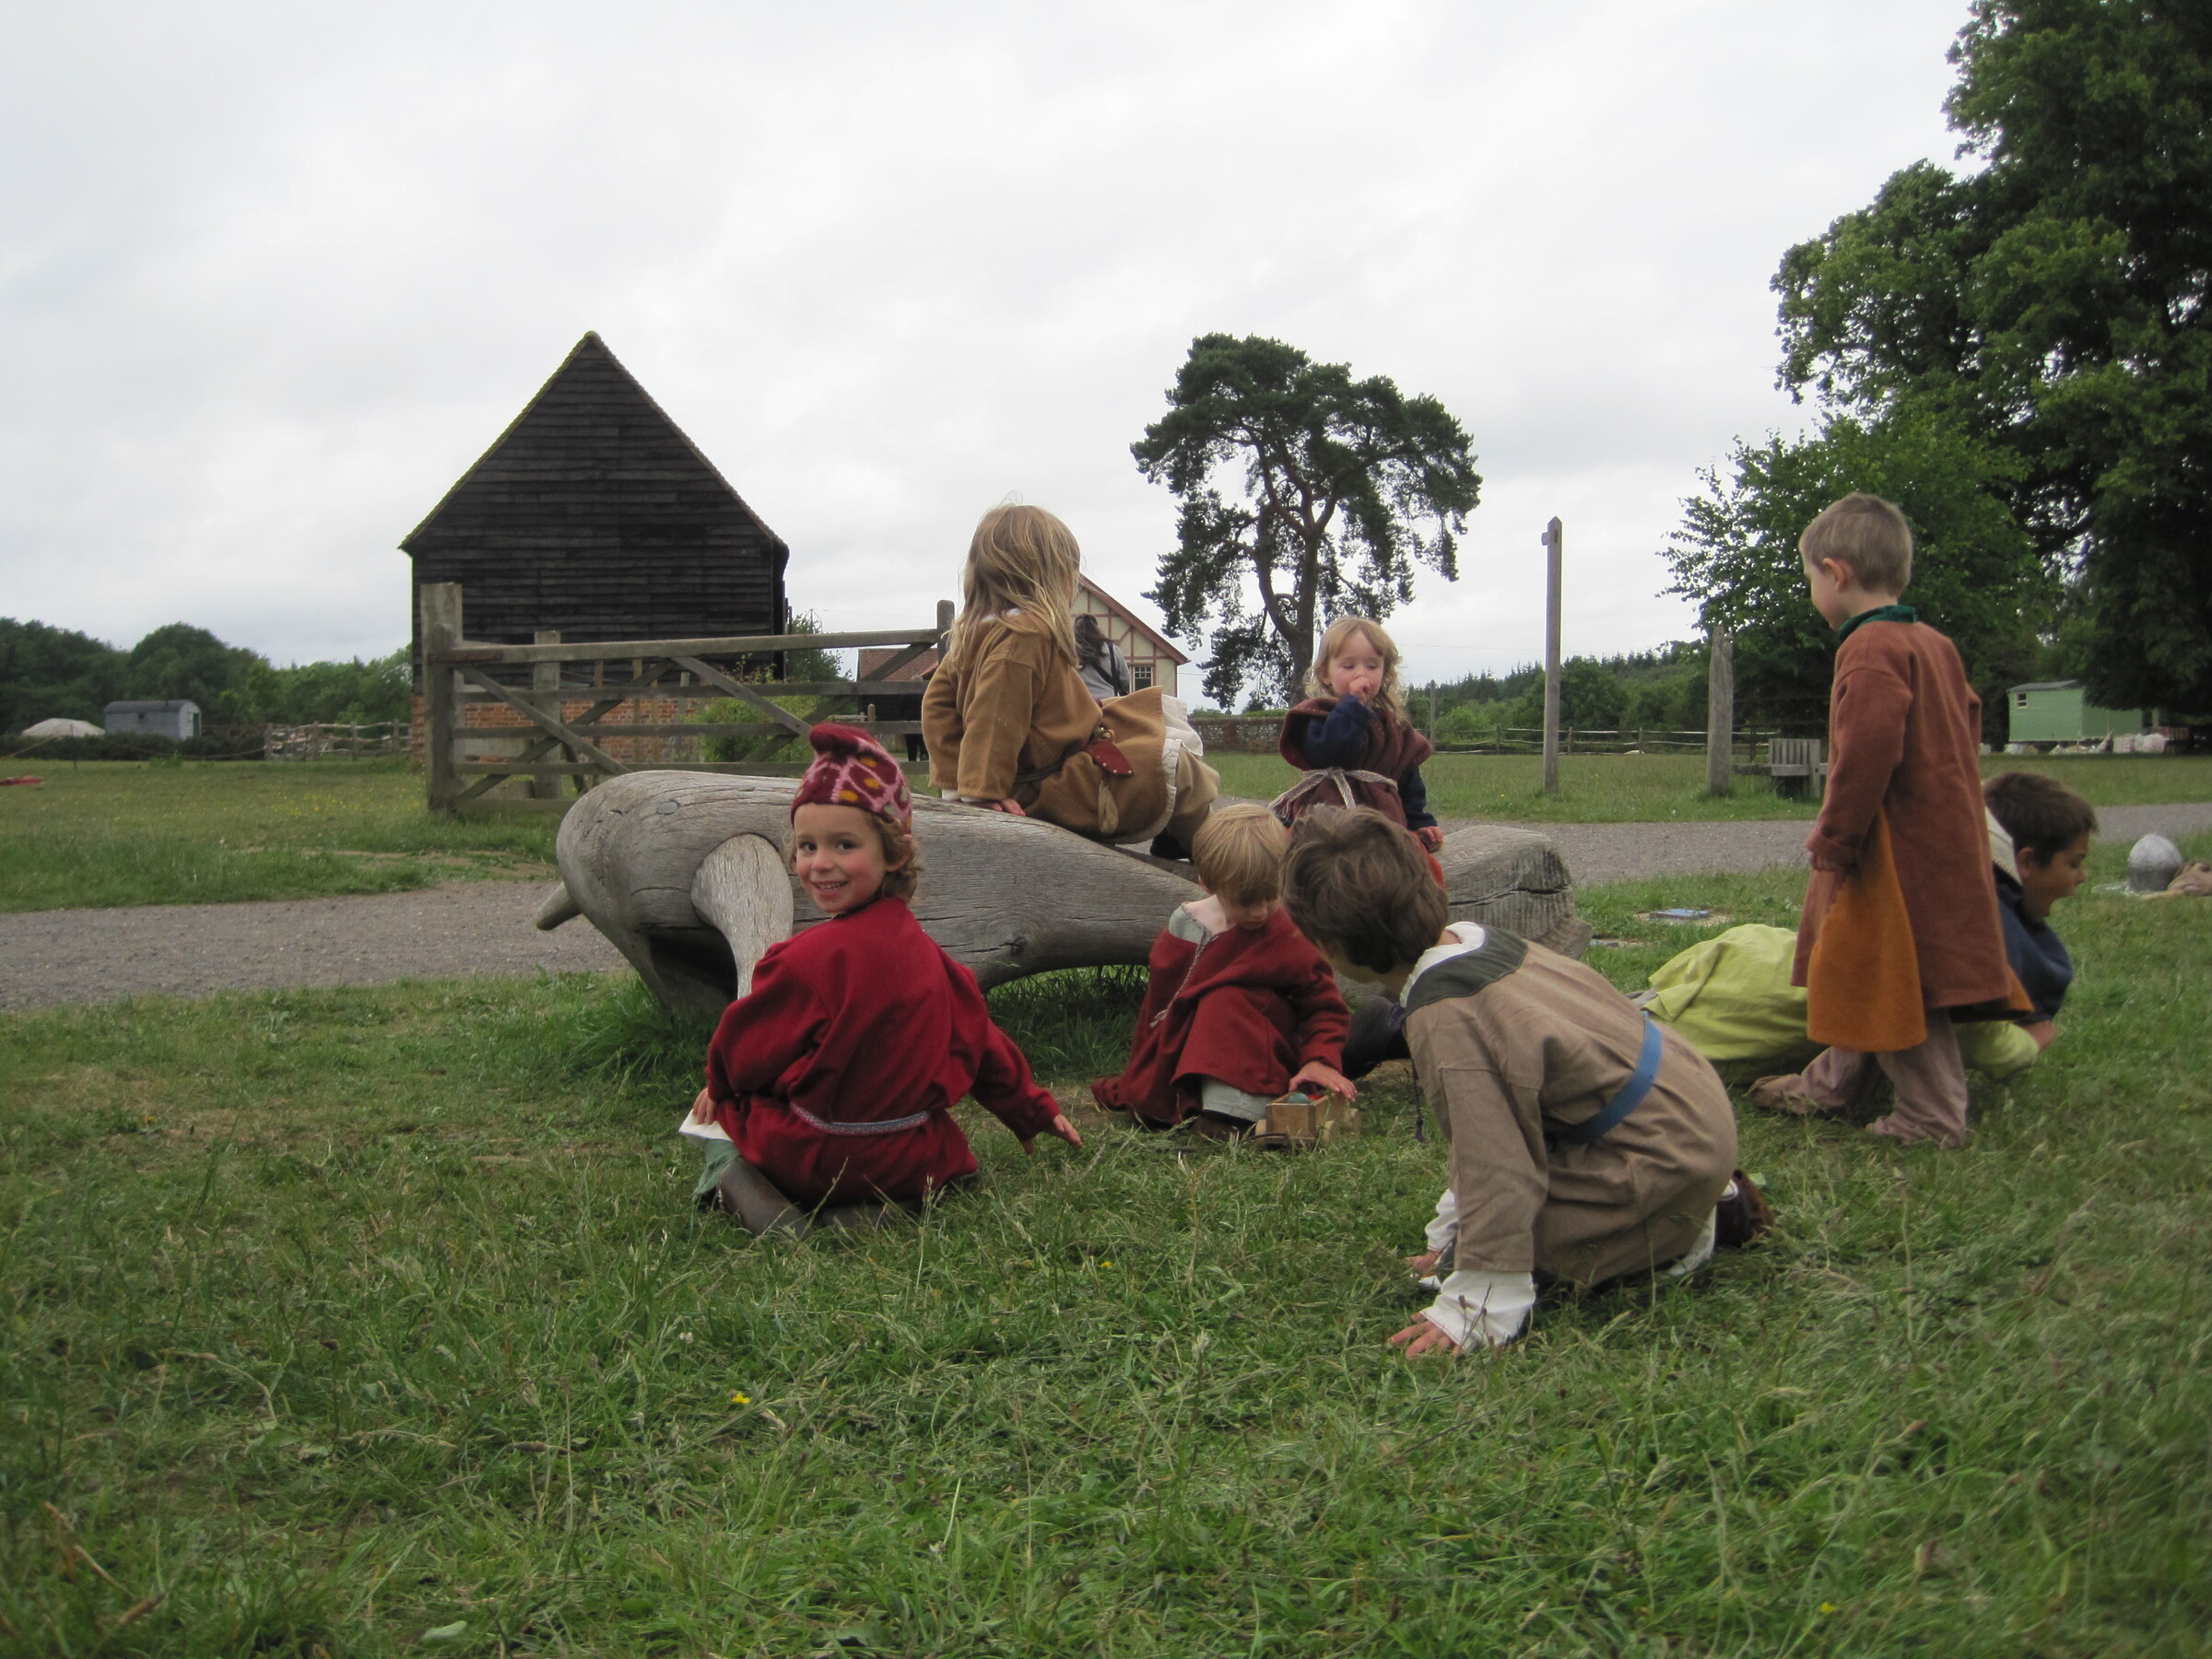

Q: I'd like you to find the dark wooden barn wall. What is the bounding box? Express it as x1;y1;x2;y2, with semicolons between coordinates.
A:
403;334;788;669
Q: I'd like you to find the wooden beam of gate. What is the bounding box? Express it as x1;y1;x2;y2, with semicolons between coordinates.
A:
672;656;811;739
451;694;634;804
454;666;630;777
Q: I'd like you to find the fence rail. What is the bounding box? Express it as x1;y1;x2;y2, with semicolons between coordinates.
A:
1428;727;1776;758
264;721;408;760
418;583;950;814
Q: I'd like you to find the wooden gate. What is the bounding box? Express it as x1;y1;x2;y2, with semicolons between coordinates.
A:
418;582;949;813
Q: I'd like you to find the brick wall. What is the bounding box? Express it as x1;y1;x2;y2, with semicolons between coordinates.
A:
410;694;701;769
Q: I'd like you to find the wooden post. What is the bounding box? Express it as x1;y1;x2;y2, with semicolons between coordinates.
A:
531;630;562;799
1541;517;1563;793
422;582;463;815
1705;627;1735;795
1428;679;1439;741
936;598;955;642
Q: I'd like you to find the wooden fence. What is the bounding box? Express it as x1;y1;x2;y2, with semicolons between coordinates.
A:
265;722;408;760
419;582;951;814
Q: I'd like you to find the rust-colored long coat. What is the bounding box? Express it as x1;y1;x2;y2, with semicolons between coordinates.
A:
1791;620;2010;1014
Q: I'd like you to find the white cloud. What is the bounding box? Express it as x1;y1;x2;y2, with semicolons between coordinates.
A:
0;0;1967;679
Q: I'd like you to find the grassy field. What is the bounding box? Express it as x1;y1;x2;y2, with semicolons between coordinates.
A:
0;761;556;912
3;754;2204;913
1208;750;2212;823
3;832;2207;1655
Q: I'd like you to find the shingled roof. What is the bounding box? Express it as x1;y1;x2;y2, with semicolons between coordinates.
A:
403;333;788;650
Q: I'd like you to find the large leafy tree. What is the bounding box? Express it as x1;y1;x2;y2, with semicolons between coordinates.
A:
1665;408;2052;737
1133;334;1481;708
1773;0;2212;713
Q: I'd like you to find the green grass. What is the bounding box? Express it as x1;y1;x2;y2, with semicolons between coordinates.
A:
1207;749;2212;823
0;760;558;912
4;836;2208;1654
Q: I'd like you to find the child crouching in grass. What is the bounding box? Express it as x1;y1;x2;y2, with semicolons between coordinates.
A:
1090;802;1352;1137
688;724;1081;1235
1281;807;1770;1355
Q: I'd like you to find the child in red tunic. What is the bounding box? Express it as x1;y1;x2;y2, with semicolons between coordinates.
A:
688;724;1081;1232
1276;616;1442;852
1091;803;1354;1135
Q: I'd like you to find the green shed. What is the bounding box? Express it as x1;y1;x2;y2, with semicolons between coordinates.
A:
2006;681;2146;744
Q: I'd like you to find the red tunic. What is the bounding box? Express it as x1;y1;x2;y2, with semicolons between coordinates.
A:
705;896;1060;1206
1090;906;1349;1128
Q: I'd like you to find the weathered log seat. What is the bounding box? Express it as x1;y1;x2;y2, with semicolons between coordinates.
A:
538;771;1592;1020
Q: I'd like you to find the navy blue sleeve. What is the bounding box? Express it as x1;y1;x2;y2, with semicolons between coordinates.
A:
1401;764;1434;830
1995;875;2073;1023
1300;697;1375;768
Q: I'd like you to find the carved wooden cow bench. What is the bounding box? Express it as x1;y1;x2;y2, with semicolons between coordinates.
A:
536;771;1592;1020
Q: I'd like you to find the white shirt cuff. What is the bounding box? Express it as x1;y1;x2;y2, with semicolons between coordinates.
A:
1424;1186;1460;1253
1422;1269;1537;1349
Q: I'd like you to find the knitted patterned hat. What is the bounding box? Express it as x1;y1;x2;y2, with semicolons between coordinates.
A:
792;724;912;832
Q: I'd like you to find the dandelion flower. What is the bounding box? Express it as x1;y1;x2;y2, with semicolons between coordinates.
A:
730;1392;751;1406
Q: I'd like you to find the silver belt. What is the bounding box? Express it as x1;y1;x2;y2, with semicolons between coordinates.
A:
784;1101;933;1137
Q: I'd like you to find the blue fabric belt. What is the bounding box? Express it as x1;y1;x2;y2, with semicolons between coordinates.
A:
1556;1014;1664;1147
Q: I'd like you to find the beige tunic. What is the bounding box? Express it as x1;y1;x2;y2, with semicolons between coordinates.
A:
922;611;1218;842
1406;931;1737;1288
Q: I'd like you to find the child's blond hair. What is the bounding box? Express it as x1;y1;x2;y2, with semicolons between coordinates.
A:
1307;616;1406;718
942;504;1081;676
1192;802;1288;906
1800;493;1914;594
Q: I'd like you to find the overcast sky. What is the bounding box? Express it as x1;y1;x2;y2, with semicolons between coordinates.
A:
1;0;1971;690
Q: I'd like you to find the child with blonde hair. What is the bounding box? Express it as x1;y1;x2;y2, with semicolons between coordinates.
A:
1276;616;1441;852
689;724;1081;1234
1091;802;1352;1137
923;503;1218;857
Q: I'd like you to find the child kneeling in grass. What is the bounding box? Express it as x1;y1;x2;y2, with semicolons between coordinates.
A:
1090;803;1353;1137
1281;807;1769;1356
688;724;1081;1235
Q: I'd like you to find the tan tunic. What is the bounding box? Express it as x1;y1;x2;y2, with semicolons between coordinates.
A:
922;611;1218;842
1406;932;1737;1288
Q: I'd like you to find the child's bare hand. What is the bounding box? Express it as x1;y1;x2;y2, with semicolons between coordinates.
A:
689;1087;716;1124
1290;1061;1357;1100
1404;1249;1443;1277
1416;825;1444;852
1020;1113;1083;1154
1388;1317;1463;1359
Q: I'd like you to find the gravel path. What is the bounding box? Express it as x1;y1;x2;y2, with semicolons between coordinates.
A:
0;881;626;1010
2;802;2204;1009
1488;801;2212;888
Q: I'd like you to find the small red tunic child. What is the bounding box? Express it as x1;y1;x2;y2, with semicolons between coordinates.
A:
1091;803;1353;1134
689;724;1081;1230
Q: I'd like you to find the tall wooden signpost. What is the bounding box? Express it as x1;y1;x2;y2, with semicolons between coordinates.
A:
1541;517;1563;794
1705;626;1735;795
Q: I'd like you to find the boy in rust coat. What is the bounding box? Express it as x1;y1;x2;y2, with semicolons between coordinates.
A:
1092;804;1353;1135
1750;494;2019;1147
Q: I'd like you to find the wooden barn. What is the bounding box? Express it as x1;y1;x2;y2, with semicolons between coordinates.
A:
402;332;789;677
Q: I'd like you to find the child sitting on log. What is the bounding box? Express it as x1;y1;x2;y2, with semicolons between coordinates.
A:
1281;806;1768;1356
688;724;1082;1234
1275;616;1442;852
922;503;1219;858
1091;803;1354;1137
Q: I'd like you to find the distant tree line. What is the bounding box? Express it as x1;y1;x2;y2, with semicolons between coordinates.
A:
1;618;410;735
1201;643;1720;741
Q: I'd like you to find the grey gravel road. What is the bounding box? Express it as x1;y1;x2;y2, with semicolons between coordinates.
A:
1492;801;2212;888
0;881;626;1010
2;802;2205;1009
